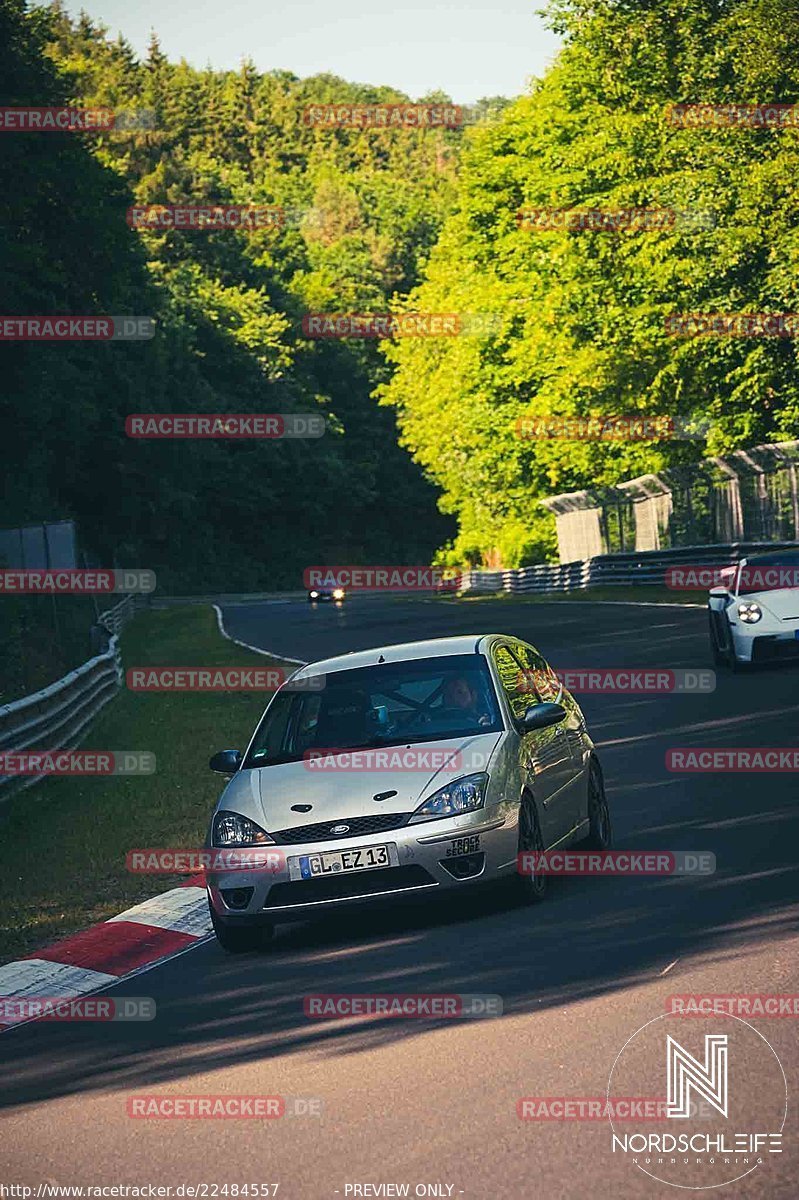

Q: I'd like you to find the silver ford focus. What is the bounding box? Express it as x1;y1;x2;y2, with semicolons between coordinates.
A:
206;634;611;952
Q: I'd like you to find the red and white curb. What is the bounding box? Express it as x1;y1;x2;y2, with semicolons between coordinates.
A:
0;880;212;1032
0;608;299;1034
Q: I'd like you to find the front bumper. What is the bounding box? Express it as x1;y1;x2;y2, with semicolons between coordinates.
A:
730;619;799;662
207;809;511;925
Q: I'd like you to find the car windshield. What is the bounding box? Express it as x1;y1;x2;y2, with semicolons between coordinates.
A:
243;653;503;767
737;551;799;595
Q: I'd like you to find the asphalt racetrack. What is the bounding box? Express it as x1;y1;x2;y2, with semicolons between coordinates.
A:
3;595;798;1198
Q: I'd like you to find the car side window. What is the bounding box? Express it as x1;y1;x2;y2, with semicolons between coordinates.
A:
513;643;560;703
492;645;533;721
249;692;297;761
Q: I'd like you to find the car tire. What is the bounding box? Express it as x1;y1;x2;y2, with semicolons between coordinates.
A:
516;793;547;903
709;610;746;671
728;640;748;673
708;611;726;667
582;758;612;850
209;898;274;953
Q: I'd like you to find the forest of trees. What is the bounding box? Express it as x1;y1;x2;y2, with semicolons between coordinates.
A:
383;0;799;565
2;0;799;583
1;0;472;589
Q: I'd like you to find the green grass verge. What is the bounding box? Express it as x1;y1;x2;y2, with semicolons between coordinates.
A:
0;605;290;965
0;594;99;705
439;585;704;606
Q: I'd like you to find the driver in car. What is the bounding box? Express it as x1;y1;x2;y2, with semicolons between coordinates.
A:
441;675;493;726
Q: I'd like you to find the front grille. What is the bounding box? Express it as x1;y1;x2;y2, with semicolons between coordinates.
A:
753;636;799;661
271;812;412;845
265;865;436;907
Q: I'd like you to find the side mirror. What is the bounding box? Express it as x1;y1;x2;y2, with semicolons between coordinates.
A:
209;749;242;774
520;702;566;732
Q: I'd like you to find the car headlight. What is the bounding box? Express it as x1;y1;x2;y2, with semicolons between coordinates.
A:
333;588;345;599
737;602;762;624
212;811;275;846
408;773;488;824
309;590;319;599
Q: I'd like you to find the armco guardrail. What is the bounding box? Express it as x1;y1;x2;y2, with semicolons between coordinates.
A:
99;593;136;635
0;596;136;802
457;542;799;595
0;638;123;801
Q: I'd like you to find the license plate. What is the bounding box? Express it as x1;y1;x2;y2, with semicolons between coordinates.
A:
290;843;398;881
794;630;799;639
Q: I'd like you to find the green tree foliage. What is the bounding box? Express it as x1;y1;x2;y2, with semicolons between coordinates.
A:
1;0;462;589
380;0;799;566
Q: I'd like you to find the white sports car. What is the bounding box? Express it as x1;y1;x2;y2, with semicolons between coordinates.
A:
708;549;799;669
205;633;611;952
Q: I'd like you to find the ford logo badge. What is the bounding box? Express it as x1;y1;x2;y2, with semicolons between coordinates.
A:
330;823;350;835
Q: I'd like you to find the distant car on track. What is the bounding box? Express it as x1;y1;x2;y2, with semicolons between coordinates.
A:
708;549;799;670
206;633;611;952
308;586;345;603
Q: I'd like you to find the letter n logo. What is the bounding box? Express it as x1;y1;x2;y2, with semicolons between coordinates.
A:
666;1034;728;1118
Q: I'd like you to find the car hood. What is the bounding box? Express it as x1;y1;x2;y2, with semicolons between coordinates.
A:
216;733;502;833
742;588;799;620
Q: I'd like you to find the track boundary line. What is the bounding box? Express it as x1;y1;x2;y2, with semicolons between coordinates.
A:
212;603;308;665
